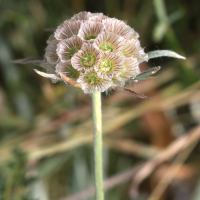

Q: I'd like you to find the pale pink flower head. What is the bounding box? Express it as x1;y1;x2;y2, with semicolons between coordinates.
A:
40;11;148;94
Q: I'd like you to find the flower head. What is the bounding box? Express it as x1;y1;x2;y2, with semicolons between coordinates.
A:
33;11;153;95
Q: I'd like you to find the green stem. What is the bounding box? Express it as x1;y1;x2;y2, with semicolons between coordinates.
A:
92;90;104;200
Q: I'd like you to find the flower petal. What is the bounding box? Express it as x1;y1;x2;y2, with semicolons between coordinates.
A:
94;31;126;53
102;18;139;39
56;61;80;81
71;43;102;72
95;52;125;80
70;11;93;21
46;34;56;44
89;13;108;22
117;57;139;81
77;70;112;93
57;36;83;62
55;20;82;40
78;21;104;42
45;40;59;64
121;39;148;62
112;77;125;87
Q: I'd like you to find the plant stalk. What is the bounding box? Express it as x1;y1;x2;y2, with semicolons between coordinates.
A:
92;90;104;200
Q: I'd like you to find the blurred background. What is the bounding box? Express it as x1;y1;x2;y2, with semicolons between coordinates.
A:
0;0;200;200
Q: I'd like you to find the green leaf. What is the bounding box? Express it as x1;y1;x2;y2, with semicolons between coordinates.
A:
147;50;186;60
133;66;161;81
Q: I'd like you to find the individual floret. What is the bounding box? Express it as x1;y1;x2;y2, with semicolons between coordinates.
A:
77;70;112;93
71;43;102;71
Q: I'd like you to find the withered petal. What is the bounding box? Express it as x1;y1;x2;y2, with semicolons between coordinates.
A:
34;69;61;81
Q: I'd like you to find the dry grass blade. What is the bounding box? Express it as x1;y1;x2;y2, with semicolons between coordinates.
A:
0;81;199;162
147;137;199;200
129;125;200;196
104;138;159;159
59;126;200;200
59;164;143;200
61;74;82;88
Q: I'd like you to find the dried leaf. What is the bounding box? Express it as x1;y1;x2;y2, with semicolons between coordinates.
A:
61;74;82;88
34;69;61;81
13;57;43;65
110;86;150;99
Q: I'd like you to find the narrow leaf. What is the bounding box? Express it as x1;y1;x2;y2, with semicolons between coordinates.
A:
148;50;186;60
111;86;150;99
13;57;43;65
133;66;161;81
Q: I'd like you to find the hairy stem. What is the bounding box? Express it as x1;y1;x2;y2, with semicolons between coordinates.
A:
92;90;104;200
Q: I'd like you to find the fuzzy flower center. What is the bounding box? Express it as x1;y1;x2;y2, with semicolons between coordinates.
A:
99;60;113;73
86;35;97;40
81;54;96;67
99;44;113;52
85;71;101;84
117;67;125;77
70;47;80;58
69;66;80;78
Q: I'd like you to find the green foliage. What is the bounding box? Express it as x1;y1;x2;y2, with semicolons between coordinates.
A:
0;149;36;200
132;66;161;81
